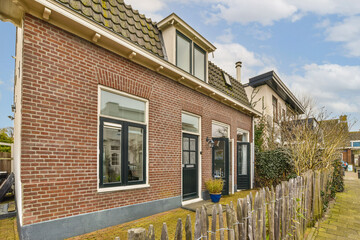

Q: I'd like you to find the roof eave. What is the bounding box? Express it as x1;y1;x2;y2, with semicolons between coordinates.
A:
157;13;216;52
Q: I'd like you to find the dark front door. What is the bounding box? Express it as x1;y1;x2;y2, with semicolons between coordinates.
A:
237;142;250;190
212;138;229;195
182;134;198;200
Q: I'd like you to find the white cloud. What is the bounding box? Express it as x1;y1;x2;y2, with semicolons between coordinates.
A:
216;28;234;43
124;0;166;22
287;63;360;114
323;16;360;57
213;0;297;26
0;80;3;85
210;42;277;82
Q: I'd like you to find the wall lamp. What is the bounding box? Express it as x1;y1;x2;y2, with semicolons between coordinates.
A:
206;137;214;148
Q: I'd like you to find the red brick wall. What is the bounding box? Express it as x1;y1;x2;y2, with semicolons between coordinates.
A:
20;14;252;225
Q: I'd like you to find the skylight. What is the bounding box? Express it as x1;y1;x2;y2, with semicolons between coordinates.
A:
223;72;232;86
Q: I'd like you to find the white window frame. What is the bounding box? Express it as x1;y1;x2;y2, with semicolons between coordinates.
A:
181;111;202;204
176;30;207;82
351;140;360;148
97;85;150;193
212;120;230;138
237;128;250;142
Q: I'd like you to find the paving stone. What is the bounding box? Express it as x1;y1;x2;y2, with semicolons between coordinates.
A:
314;172;360;239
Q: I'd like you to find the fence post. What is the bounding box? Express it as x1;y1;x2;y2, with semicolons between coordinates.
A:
247;194;253;240
201;206;208;240
211;205;217;240
218;204;225;240
128;228;146;240
185;214;192;240
161;223;169;240
175;218;183;240
148;225;155;240
195;208;201;240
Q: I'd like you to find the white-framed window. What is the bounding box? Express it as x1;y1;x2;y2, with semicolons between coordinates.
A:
351;141;360;148
182;112;200;134
176;30;206;81
237;129;249;142
212;121;230;138
99;87;148;188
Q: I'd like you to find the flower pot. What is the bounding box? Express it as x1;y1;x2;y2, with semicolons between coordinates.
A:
209;193;222;203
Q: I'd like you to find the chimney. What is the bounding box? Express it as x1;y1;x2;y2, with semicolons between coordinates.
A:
235;61;242;83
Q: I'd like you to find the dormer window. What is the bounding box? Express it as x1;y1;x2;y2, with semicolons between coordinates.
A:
176;31;206;81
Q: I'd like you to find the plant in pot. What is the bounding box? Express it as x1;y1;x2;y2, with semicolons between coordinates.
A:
205;178;224;203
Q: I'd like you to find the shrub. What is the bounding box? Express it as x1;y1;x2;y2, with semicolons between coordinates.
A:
255;147;295;188
205;179;224;194
330;158;344;198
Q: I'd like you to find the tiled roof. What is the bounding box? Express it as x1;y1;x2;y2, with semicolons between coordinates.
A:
208;61;251;107
349;131;360;141
55;0;164;58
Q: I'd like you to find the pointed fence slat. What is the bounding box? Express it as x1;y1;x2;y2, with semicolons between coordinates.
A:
147;225;155;240
211;205;217;240
218;204;225;240
194;209;201;240
201;206;208;240
185;215;192;240
161;223;168;240
175;219;182;240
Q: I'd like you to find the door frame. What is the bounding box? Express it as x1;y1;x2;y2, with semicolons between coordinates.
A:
212;137;230;195
181;112;202;204
182;133;199;201
237;142;251;190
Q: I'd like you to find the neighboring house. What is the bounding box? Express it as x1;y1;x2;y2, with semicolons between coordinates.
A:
0;0;260;239
343;131;360;166
244;71;305;144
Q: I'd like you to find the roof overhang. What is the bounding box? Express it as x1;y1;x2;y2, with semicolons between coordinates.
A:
1;0;260;117
248;71;305;114
157;13;216;53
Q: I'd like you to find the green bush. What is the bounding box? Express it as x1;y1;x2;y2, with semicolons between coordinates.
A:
330;158;344;198
255;147;296;188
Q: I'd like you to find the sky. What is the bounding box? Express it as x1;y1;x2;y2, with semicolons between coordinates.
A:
0;0;359;130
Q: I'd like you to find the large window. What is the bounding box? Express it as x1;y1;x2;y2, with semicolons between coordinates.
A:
99;89;147;188
176;31;206;81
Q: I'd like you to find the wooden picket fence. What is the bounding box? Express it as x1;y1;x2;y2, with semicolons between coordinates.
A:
126;169;332;240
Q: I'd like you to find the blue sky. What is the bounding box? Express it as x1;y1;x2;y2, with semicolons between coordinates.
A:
1;0;360;130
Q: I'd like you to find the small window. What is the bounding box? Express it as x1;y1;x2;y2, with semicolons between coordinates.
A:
352;141;360;147
101;90;146;123
194;44;205;81
182;113;200;133
176;32;191;73
212;122;229;138
272;96;278;122
223;72;232;86
237;129;249;142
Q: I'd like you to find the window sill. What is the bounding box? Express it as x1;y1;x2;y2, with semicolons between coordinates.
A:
97;184;150;193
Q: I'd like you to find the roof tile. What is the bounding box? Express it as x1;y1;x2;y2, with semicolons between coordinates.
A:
55;0;164;57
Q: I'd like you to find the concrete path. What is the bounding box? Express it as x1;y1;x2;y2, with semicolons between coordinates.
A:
315;171;360;240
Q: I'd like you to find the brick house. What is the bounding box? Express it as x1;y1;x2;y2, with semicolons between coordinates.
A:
343;130;360;166
1;0;260;239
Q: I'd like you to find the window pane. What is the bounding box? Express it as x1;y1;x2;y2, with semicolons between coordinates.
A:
183;152;189;164
190;152;196;164
190;138;196;151
101;90;146;123
194;46;205;81
237;131;248;142
103;125;121;184
353;142;360;147
183;137;189;150
212;123;228;138
182;113;199;133
176;34;191;73
128;126;144;182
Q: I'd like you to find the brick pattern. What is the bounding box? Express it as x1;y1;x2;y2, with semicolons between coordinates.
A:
20;14;252;225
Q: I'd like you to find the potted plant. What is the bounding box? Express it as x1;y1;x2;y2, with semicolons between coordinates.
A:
205;178;224;203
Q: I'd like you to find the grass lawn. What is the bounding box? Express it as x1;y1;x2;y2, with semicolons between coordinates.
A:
68;189;257;240
0;217;18;240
